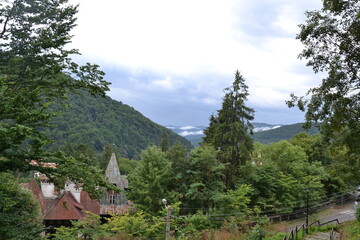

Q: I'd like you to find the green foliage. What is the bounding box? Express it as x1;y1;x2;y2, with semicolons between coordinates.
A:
0;0;118;202
325;144;360;187
253;124;319;145
0;0;109;173
51;227;78;240
184;146;225;210
167;142;189;196
51;210;164;240
248;223;266;240
356;206;360;222
212;184;253;217
52;212;110;240
160;132;169;152
62;142;98;166
104;211;164;239
241;140;331;214
46;91;192;159
203;70;254;189
127;146;173;214
342;221;360;240
118;157;139;175
0;172;43;240
263;233;287;240
288;0;360;153
173;211;212;239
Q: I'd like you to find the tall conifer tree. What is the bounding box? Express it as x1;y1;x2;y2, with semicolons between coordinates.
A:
203;70;254;189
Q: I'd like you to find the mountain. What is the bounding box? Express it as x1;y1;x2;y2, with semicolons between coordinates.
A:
252;123;319;144
167;123;319;147
44;91;192;159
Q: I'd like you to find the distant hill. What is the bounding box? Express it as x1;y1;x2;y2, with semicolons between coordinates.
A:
252;123;319;144
44;91;192;159
167;123;319;147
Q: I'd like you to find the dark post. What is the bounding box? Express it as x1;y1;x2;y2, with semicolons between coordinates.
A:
305;187;310;234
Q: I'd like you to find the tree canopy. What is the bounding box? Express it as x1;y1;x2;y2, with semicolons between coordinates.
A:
0;0;113;195
287;0;360;152
0;172;43;240
203;70;254;188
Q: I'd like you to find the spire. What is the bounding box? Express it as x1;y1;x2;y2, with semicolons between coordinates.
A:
105;153;124;189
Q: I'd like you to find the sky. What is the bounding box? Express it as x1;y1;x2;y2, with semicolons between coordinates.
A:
69;0;323;127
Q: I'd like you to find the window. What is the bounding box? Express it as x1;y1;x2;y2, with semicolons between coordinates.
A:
109;194;116;204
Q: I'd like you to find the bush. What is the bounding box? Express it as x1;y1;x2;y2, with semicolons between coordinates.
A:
104;211;164;239
173;211;212;239
356;204;360;222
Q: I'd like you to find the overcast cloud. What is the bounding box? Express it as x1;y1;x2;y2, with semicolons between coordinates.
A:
69;0;323;126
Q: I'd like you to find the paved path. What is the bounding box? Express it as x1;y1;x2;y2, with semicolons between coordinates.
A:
273;201;356;233
319;202;355;223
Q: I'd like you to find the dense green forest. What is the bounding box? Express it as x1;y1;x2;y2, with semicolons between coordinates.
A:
1;0;359;239
44;91;192;159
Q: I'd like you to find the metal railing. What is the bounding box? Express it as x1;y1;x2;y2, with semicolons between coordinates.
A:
282;219;340;240
282;224;305;240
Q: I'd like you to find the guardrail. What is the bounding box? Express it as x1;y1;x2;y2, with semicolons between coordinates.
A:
269;195;351;223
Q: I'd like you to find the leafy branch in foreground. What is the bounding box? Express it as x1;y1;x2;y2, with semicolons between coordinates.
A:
0;0;111;193
287;0;359;152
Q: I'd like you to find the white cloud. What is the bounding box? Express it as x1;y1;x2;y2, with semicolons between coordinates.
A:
179;130;204;137
68;0;323;125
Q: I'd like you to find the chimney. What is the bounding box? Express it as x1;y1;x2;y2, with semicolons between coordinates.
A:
65;182;82;203
40;180;55;198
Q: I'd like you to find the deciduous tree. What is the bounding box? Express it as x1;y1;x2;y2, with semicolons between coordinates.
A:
0;172;43;239
0;0;113;196
128;146;173;214
287;0;360;152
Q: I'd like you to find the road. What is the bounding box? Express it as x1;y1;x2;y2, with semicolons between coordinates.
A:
317;202;356;224
273;201;356;233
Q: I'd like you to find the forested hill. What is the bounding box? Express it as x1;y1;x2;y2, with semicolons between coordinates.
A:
252;123;320;144
169;123;320;147
44;91;192;159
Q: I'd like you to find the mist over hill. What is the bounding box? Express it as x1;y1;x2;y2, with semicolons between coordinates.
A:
44;90;319;157
167;123;319;146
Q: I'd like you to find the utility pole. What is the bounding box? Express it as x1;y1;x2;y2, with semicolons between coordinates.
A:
162;199;171;240
305;187;310;234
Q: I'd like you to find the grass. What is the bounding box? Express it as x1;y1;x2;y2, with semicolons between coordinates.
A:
337;220;360;240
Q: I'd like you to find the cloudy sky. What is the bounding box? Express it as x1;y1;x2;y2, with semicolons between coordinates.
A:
69;0;323;126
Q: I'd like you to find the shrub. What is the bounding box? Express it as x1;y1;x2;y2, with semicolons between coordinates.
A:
356;204;360;222
104;211;164;239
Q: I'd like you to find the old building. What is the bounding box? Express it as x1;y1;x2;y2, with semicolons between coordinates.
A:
24;153;129;232
23;176;99;234
100;153;129;216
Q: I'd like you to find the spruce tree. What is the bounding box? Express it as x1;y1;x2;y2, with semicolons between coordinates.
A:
203;70;254;189
160;131;169;152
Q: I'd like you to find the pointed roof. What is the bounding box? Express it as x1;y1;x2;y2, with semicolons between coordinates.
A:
22;178;45;214
105;153;124;189
43;192;86;220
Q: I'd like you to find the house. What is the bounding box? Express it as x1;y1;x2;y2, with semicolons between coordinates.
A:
23;153;129;233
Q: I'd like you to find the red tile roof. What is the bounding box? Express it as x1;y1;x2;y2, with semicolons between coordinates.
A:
43;191;99;220
80;191;100;214
22;179;45;214
24;179;100;221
